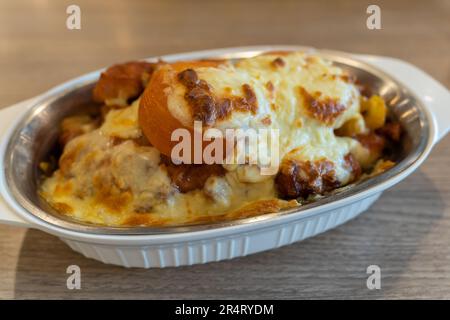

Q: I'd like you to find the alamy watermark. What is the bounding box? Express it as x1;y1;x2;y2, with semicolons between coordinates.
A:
366;5;381;30
366;265;381;290
66;5;81;30
66;264;81;290
170;121;280;175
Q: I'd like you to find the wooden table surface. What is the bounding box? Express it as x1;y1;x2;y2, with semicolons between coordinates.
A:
0;0;449;299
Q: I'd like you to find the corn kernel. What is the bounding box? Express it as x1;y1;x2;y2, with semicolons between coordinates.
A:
363;95;387;130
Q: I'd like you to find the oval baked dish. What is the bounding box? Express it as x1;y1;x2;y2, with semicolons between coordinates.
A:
38;52;402;227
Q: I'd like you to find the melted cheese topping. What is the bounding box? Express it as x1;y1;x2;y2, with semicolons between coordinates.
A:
40;131;283;225
166;53;370;180
100;98;142;139
40;52;380;227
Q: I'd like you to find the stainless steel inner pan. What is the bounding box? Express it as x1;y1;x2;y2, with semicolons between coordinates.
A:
2;50;431;235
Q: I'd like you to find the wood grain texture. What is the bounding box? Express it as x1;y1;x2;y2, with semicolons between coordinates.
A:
0;0;449;299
